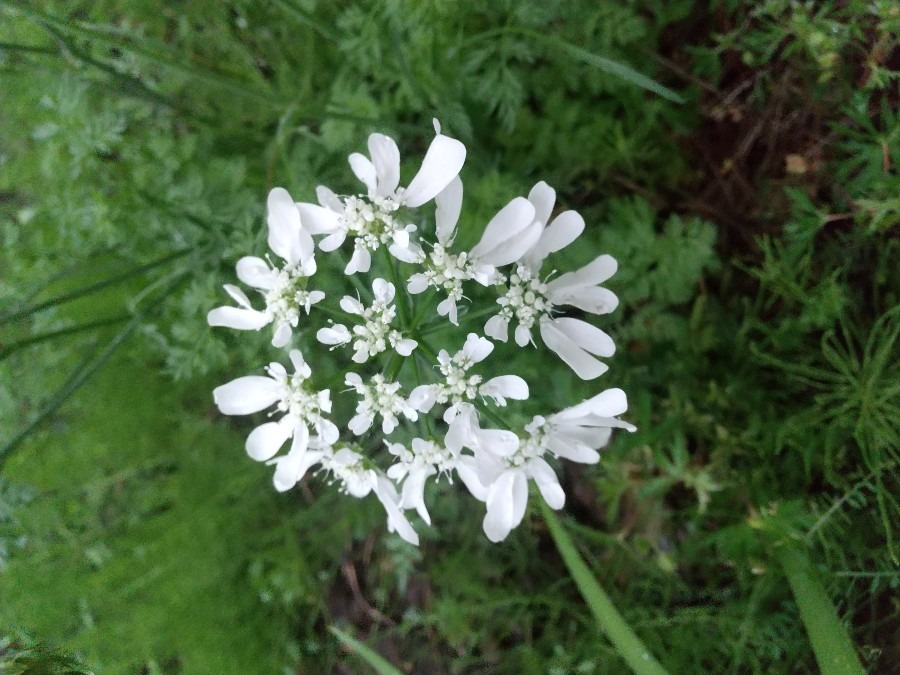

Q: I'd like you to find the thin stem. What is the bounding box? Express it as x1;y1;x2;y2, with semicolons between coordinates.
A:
776;545;865;675
0;315;129;361
541;503;669;675
381;247;410;328
0;249;191;325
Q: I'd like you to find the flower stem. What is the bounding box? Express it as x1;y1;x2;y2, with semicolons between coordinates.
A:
776;545;865;675
540;502;669;675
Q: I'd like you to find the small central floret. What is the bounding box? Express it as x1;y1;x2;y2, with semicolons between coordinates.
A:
343;194;411;250
266;360;331;426
494;265;554;338
437;350;483;406
263;261;321;332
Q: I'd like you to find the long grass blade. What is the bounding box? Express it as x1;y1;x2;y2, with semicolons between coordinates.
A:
776;545;865;675
541;503;669;675
0;315;128;361
328;627;402;675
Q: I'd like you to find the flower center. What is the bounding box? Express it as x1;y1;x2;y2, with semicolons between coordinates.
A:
419;244;474;301
342;194;409;251
495;265;554;332
264;262;316;329
437;356;483;405
268;365;329;425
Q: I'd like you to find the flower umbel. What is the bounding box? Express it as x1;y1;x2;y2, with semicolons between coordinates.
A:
208;122;634;546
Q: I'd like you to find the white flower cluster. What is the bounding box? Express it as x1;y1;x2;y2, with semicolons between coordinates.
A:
208;121;634;545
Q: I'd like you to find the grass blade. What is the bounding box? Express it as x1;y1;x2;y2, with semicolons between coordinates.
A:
776;545;866;675
541;502;669;675
329;626;402;675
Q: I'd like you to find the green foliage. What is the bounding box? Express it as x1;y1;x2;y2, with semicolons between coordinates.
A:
0;0;897;673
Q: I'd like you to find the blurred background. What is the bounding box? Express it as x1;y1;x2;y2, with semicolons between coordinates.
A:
0;1;897;673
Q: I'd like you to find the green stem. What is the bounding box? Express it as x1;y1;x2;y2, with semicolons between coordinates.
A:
776;545;865;675
0;315;129;361
541;503;669;675
0;249;191;325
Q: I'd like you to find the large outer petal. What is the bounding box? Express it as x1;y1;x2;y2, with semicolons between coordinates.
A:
548;254;618;292
213;376;282;415
435;176;463;246
207;306;270;330
246;418;293;461
539;319;609;380
468;197;539;266
296;202;341;235
368;133;401;197
483;470;528;543
528;457;565;509
528;181;556;228
555;388;628;421
550;285;619;315
525;210;585;269
236;257;276;290
348;153;377;193
403;134;467;208
267;188;314;266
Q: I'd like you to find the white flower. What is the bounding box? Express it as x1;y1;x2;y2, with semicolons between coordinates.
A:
322;447;420;546
296;120;466;274
208;188;323;347
407;177;541;325
345;373;418;435
212;349;338;462
483;183;619;380
386;438;458;525
316;278;416;363
453;389;635;542
408;333;529;422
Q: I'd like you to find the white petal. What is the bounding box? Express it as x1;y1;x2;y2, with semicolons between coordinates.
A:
435;176;463;246
548;254;618;292
400;469;432;525
551;286;619;315
547;434;602;463
207;306;270;330
344;246;371;274
394;338;417;356
484;314;509;342
553;317;616;357
480;375;529;404
296;202;341;235
407;274;429;294
526;210;585;268
403;134;467;208
389;242;421;263
289;350;310;377
562;388;627;420
235;257;276;290
375;477;420;546
528;457;565;509
246;419;293;461
348;152;377;193
514;324;532;347
539;319;609;380
483;471;528;543
527;181;556;226
272;446;322;493
348;412;372;436
367;133;401;197
267;187;314;266
319;231;346;252
318;418;339;444
340;296;365;315
437;297;458;325
372;278;395;303
461;333;493;363
316;324;350;346
456;455;488;501
271;323;292;348
473;428;520;457
408;385;438;413
222;284;252;308
213;376;282;415
316;185;343;212
468;197;537;265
